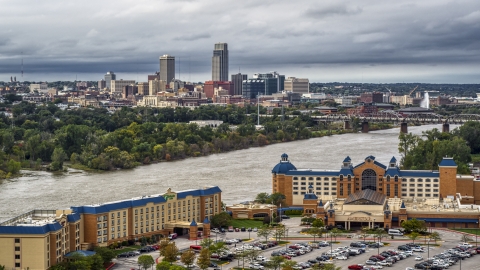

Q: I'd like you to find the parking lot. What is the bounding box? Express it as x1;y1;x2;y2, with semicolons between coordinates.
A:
112;218;480;270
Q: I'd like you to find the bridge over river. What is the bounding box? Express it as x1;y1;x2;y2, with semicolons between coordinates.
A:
312;112;480;133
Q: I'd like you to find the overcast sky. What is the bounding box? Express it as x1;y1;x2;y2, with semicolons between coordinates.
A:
1;0;480;83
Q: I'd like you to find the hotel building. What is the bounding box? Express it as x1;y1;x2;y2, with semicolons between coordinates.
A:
272;154;480;230
0;186;221;270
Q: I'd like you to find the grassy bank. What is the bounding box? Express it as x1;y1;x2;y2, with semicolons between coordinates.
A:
231;219;264;228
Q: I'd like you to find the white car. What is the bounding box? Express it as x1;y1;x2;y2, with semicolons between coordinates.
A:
415;256;423;261
377;261;392;266
253;227;258;232
459;242;473;248
412;248;424;252
370;265;384;269
249;263;264;270
256;256;267;261
336;255;348;260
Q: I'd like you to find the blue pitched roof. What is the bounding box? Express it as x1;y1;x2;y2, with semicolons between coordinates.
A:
400;201;406;209
389;156;397;164
308;184;313;189
384;167;401;177
399;171;439;177
190;219;197;226
67;213;81;223
177;186;222;199
318;200;323;207
272;161;297;174
366;155;376;160
72;186;221;214
439;158;457;167
353;160;387;170
281;153;288;159
343;156;351;162
285;170;338;176
203;217;210;224
0;222;62;235
304;193;318;200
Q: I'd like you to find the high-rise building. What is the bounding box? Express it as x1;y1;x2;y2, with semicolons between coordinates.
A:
104;71;116;89
284;77;309;94
204;81;233;98
231;73;247;96
137;82;149;96
242;79;265;99
111;80;135;97
212;43;229;81
253;72;285;95
98;79;106;90
159;55;175;83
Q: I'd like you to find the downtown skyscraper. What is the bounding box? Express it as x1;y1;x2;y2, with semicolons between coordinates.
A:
159;55;175;83
212;43;229;81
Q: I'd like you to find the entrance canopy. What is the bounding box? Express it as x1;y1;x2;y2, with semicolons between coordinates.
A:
344;189;386;205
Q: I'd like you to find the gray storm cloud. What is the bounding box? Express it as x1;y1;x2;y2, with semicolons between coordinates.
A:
0;0;479;83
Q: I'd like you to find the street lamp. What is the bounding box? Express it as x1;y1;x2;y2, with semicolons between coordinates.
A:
285;228;289;251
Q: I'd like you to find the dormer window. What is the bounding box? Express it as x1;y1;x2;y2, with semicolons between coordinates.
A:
386;176;391;182
343;162;349;167
340;175;344;181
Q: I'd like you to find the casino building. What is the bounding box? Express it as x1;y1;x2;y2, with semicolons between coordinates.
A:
0;186;221;270
272;154;480;230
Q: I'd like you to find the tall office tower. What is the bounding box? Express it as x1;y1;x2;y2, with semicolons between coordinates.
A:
253;71;285;95
104;71;116;89
159;55;175;83
231;73;247;96
212;43;229;81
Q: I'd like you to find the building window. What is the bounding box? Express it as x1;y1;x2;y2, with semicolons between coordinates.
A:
15;263;20;268
332;177;336;180
301;187;306;190
402;178;407;182
426;179;431;182
386;176;391;182
323;187;329;190
293;182;298;185
361;169;377;191
301;177;306;180
308;182;313;185
324;192;329;195
293;177;298;180
386;184;391;196
426;184;431;187
417;194;423;197
394;176;399;182
332;192;337;195
433;184;439;187
433;189;439;192
293;187;298;190
402;193;407;197
15;247;20;251
417;179;423;182
348;175;352;181
417;184;423;187
433;179;439;182
316;192;321;195
324;177;329;180
316;187;321;190
425;189;431;192
300;192;306;195
417;189;423;192
301;182;306;185
409;189;415;192
409;184;415;187
340;175;344;181
293;192;298;195
402;184;407;187
433;194;439;197
332;187;337;191
316;182;321;185
308;177;313;180
425;194;431;197
15;255;20;259
14;238;20;243
394;185;398;197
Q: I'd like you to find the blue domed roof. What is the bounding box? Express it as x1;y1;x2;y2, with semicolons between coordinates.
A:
272;162;297;174
272;153;297;174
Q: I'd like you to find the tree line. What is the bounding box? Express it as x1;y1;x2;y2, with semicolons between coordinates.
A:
0;102;320;176
398;122;480;173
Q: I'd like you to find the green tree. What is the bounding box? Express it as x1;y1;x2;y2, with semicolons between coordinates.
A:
360;227;370;242
210;212;232;228
269;193;287;206
408;232;420;244
94;246;116;264
255;192;270;204
50;147;67;171
265;255;284;270
156;261;171;270
330;228;342;242
138;255;155;270
430;231;441;243
197;248;211;270
311;219;324;228
307;227;323;242
6;159;21;174
257;226;273;242
321;263;342;270
161;241;178;263
401;218;426;234
180;250;196;268
281;260;297;270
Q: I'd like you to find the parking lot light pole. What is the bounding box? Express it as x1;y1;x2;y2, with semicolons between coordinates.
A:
476;222;478;247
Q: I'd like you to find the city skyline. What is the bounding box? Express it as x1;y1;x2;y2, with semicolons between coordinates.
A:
0;0;479;83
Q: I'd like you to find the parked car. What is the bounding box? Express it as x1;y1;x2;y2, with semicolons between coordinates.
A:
281;215;290;219
415;256;423;261
347;265;363;270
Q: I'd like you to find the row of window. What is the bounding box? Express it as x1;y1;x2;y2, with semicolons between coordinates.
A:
401;193;439;197
293;187;337;190
293;182;332;186
293;191;337;196
292;177;439;183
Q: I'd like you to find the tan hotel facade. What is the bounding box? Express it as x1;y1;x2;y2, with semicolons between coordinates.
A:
273;154;480;229
0;186;221;270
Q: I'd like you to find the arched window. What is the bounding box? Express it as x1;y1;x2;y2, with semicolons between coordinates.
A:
340;175;344;181
361;169;377;191
308;177;313;180
324;177;329;180
301;177;306;180
293;177;298;180
394;176;399;182
386;176;391;181
347;175;352;181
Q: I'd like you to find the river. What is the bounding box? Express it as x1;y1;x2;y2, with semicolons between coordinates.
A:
0;124;455;222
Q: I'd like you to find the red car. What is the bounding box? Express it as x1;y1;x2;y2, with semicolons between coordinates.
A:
151;245;159;250
282;255;291;260
348;265;363;270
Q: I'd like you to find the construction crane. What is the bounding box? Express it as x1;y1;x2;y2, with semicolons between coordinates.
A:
409;85;419;97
